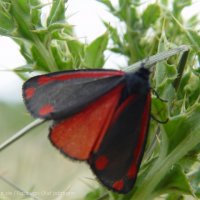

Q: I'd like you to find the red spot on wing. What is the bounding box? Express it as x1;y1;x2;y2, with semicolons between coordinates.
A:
95;155;109;170
39;104;54;116
25;87;35;99
127;162;137;179
38;71;124;85
134;92;151;163
49;85;124;160
112;180;124;191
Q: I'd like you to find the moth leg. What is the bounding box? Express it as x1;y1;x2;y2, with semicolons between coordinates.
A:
150;114;168;124
151;88;168;102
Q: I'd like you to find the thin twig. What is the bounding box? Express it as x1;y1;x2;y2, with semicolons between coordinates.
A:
0;119;45;152
0;175;41;200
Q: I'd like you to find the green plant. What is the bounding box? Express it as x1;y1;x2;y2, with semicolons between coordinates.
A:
0;0;200;200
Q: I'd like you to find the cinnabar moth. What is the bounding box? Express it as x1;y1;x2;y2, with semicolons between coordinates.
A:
22;67;151;194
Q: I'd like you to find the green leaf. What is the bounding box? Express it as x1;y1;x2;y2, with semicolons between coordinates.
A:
0;2;15;35
84;32;108;68
10;0;34;40
17;40;33;63
151;96;168;123
185;30;200;50
103;21;123;49
142;4;161;28
183;73;200;106
177;71;191;99
67;40;84;58
164;103;200;154
117;0;129;21
164;114;187;154
47;0;66;26
179;154;198;173
156;164;193;196
186;15;199;28
129;5;139;29
51;45;69;70
154;34;170;87
155;63;177;101
50;39;84;70
166;193;184;200
30;0;42;27
31;45;50;71
173;0;192;16
119;0;128;9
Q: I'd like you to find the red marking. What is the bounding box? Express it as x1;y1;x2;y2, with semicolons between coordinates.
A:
92;84;125;152
37;71;124;85
111;94;137;125
95;155;109;170
39;104;54;116
112;180;124;191
38;76;51;85
25;87;35;99
127;162;137;178
134;92;151;162
49;85;123;160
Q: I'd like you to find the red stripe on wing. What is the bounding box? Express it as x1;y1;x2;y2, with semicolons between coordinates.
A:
38;71;124;85
93;94;138;152
49;85;124;160
133;92;151;163
126;92;151;179
110;94;137;125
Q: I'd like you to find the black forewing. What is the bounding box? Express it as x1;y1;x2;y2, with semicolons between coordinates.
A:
22;69;125;120
88;91;151;194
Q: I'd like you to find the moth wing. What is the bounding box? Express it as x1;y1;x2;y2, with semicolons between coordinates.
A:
49;85;124;160
23;70;124;120
88;92;151;193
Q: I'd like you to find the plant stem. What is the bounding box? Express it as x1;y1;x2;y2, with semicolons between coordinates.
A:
0;119;45;152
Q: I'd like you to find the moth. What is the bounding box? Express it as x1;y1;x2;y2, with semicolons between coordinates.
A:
22;67;151;193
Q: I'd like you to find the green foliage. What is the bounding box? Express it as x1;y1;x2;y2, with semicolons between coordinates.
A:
0;0;200;200
156;164;193;195
142;4;161;28
0;0;108;77
83;32;109;68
